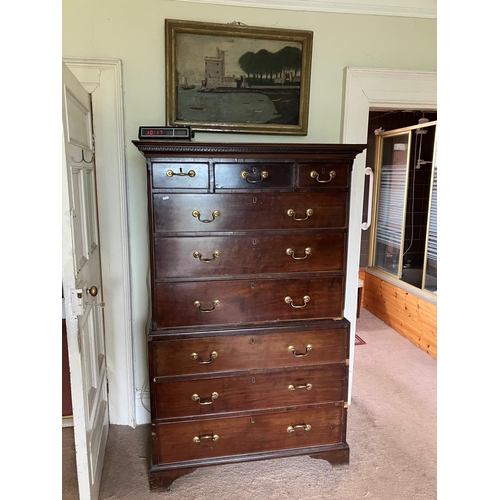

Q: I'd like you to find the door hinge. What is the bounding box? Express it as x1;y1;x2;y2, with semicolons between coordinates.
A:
77;328;82;354
345;358;350;366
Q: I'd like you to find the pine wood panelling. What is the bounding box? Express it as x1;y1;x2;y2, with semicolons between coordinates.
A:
358;268;366;308
362;272;436;359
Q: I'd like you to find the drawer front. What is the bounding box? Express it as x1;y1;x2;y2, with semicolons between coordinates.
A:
151;162;209;190
155;405;345;465
214;162;293;190
155;277;344;329
152;327;348;377
298;163;349;188
152;193;347;232
154;231;345;279
154;365;347;419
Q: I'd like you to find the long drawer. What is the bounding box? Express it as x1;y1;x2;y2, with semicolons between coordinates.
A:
154;277;344;329
151;324;349;377
154;404;345;465
154;231;345;279
152;192;348;232
154;365;347;420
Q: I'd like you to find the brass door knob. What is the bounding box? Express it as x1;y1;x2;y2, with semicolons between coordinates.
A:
87;286;98;297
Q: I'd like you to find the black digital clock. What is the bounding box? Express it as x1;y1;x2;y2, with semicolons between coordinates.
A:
138;126;194;140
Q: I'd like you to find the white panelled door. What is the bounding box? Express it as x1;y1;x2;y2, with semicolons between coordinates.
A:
62;62;109;500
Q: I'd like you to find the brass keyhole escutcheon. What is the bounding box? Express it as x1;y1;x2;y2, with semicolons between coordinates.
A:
87;286;98;297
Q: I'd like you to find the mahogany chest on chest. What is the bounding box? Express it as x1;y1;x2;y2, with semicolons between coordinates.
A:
133;141;366;490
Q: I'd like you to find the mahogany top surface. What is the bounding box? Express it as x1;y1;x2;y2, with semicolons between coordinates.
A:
132;141;367;159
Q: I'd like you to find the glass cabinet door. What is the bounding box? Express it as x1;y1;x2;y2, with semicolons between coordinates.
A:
368;120;437;301
423;136;437;293
372;132;411;277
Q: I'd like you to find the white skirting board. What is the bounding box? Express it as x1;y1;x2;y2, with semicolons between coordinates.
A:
62;417;74;428
135;390;151;425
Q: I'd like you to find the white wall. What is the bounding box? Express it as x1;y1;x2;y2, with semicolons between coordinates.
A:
62;0;437;424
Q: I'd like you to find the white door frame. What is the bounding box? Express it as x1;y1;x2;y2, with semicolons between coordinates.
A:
63;58;135;427
342;67;437;403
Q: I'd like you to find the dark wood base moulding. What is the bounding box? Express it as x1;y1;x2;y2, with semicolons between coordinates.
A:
149;444;350;491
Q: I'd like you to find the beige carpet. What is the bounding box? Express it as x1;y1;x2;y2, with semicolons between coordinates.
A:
62;309;437;499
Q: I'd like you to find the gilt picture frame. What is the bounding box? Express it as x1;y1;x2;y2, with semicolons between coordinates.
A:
165;19;313;135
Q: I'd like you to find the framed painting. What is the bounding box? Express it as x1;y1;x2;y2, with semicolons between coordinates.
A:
165;19;313;135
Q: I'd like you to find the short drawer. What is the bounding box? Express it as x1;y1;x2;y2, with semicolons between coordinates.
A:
154;404;345;465
154;365;347;419
152;192;347;232
154;276;344;329
298;163;349;188
214;162;293;190
151;323;349;377
154;231;345;279
151;162;209;190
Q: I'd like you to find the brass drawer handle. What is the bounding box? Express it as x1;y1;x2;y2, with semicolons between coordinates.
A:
193;433;219;443
287;423;311;433
192;392;219;405
285;295;310;308
310;170;336;183
193;250;220;262
192;210;220;223
241;170;269;183
287;208;313;221
193;300;221;312
166;169;196;178
190;351;218;364
288;344;313;357
288;382;313;391
286;247;312;260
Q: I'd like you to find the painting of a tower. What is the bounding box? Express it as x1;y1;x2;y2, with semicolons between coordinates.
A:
203;48;237;89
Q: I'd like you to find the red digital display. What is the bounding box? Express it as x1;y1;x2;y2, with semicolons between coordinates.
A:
138;126;192;140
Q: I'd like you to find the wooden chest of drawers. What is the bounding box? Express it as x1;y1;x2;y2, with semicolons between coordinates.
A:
133;141;366;490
